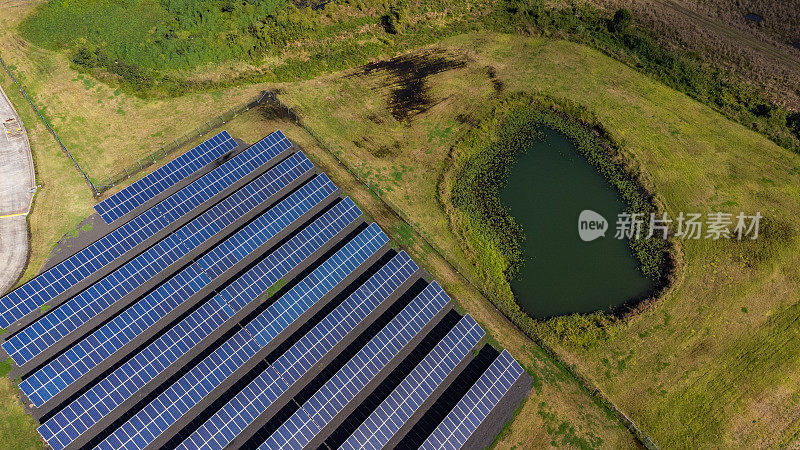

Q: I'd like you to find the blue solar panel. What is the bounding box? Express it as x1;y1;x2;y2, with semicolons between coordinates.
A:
95;131;237;224
244;222;389;347
419;350;524;450
3;234;187;366
260;281;451;449
97;328;262;450
270;252;418;386
0;130;291;329
2;152;316;368
194;174;336;280
177;247;412;450
20;264;210;407
262;406;320;450
177;366;289;450
38;197;361;450
19;154;316;406
341;315;485;450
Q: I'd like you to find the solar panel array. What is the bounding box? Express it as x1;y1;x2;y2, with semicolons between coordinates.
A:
173;250;417;450
0;130;291;330
94;131;238;224
420;350;525;450
40;197;359;450
3;152;317;367
177;225;390;450
260;281;450;449
341;314;485;450
19;155;317;406
12;130;528;450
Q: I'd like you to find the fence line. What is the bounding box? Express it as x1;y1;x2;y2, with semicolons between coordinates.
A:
94;90;272;195
262;89;659;450
0;54;98;195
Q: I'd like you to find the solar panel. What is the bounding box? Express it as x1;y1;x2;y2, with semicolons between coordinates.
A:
94;131;237;224
419;350;525;450
270;252;418;387
94;202;368;450
244;222;390;347
38;198;362;450
177;250;415;450
2;234;188;366
262;406;320;450
260;281;451;449
99;327;263;450
177;366;290;450
341;315;485;450
19;156;318;407
0;131;291;330
3;153;317;368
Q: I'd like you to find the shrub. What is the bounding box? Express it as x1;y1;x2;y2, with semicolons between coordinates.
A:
609;8;633;33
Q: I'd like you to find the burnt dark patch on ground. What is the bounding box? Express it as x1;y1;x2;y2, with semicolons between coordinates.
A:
352;51;467;121
486;66;504;92
258;100;297;122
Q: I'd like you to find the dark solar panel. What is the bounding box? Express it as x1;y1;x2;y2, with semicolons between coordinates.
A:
340;314;484;449
259;281;451;449
2;152;315;368
38;196;360;450
19;153;316;406
94;131;238;224
0;131;291;329
419;350;524;450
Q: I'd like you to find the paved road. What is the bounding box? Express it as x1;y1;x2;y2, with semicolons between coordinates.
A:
0;84;35;296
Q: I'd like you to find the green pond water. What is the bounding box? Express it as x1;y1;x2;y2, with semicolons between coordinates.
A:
500;127;654;318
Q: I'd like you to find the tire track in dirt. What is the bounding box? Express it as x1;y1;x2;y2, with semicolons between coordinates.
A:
650;0;800;69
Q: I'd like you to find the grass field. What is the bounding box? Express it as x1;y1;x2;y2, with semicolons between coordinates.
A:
0;0;269;187
0;56;637;450
3;0;800;447
275;32;800;447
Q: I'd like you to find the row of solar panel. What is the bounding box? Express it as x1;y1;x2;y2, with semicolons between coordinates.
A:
0;131;292;330
39;198;369;450
19;164;328;407
38;200;524;450
99;247;431;450
4;151;317;368
24;131;526;450
94;131;237;224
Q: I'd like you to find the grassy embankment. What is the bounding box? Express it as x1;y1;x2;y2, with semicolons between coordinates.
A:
275;33;800;447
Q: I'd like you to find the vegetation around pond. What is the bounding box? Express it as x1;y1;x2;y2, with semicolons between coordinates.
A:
446;93;674;345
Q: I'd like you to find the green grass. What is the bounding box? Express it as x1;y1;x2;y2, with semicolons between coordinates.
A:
0;357;41;448
277;32;800;447
265;278;287;299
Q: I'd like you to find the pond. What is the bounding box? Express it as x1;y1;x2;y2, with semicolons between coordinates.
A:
500;127;654;318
